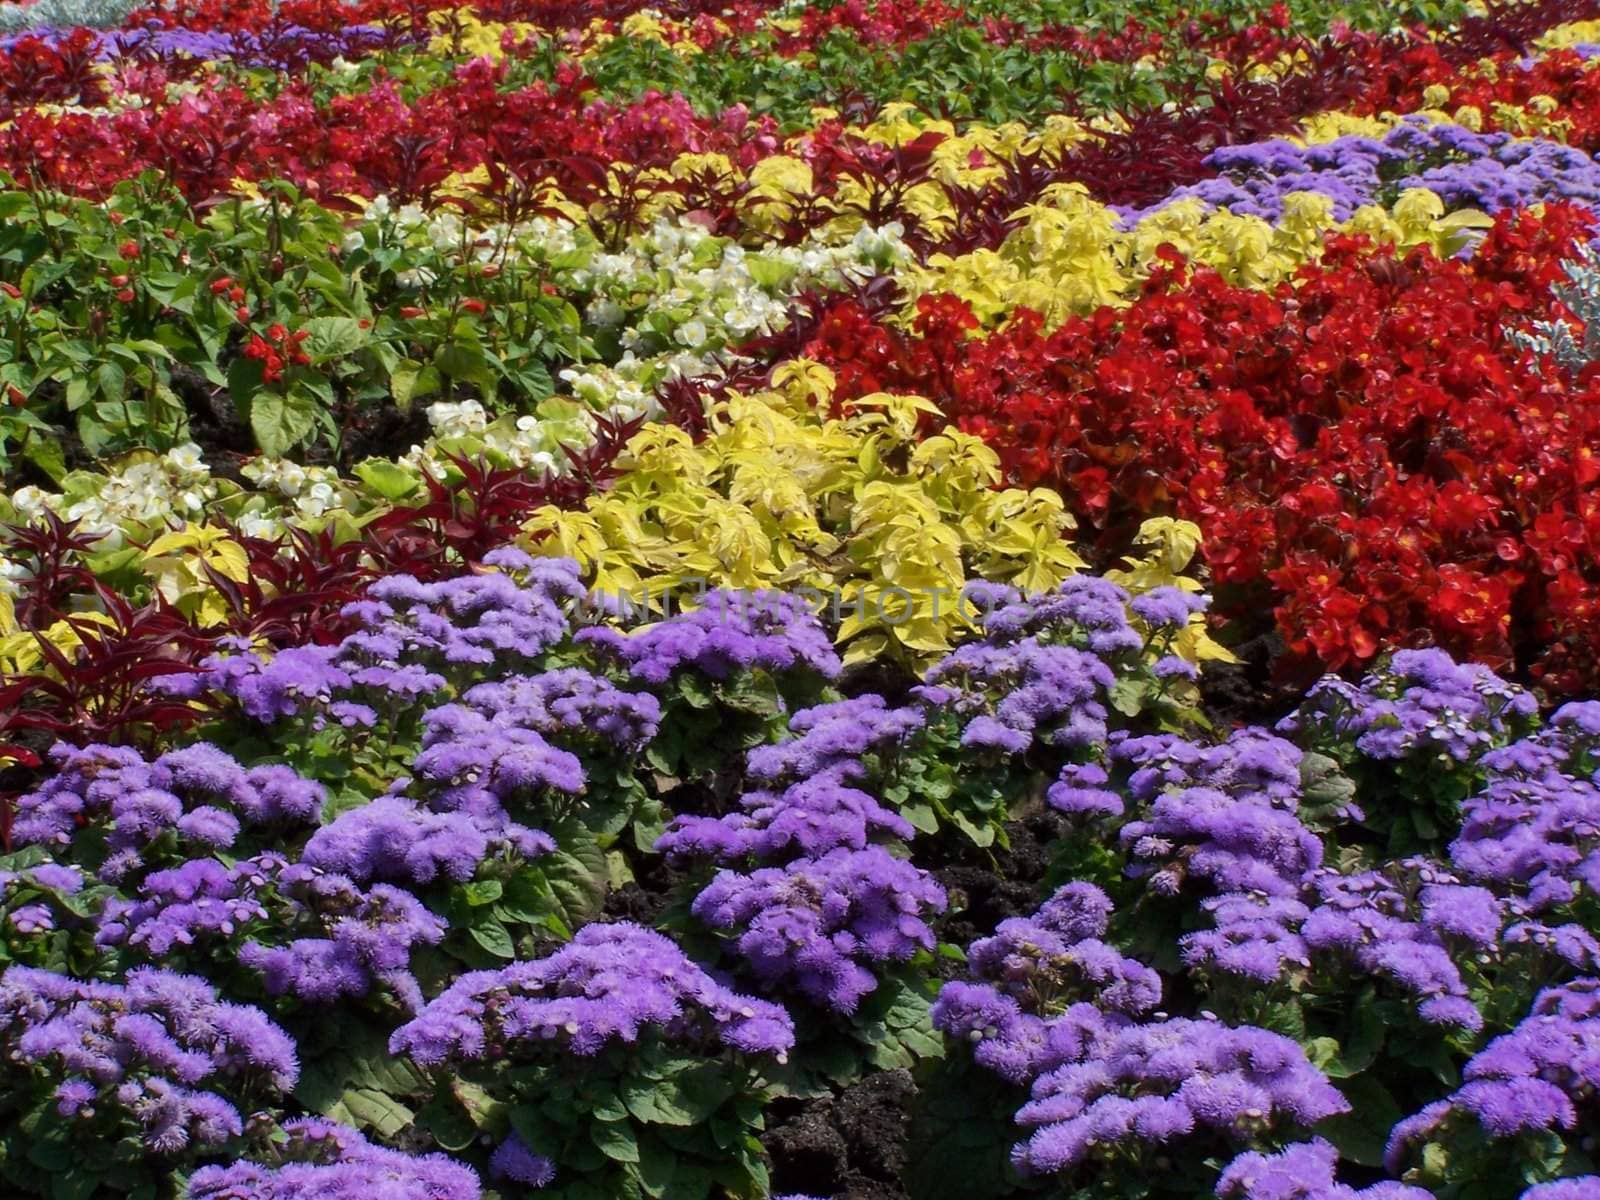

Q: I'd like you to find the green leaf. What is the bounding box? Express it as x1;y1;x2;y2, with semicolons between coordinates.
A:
592;1118;641;1163
329;1087;415;1139
1316;1075;1405;1168
354;457;422;501
460;878;504;907
249;388;319;458
302;316;367;359
21;436;66;483
389;362;439;413
542;820;609;929
469;920;516;959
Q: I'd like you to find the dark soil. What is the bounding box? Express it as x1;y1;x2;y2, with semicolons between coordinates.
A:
932;808;1064;949
1198;628;1309;730
765;1070;917;1200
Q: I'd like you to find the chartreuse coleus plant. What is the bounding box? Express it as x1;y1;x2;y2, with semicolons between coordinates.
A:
522;361;1233;670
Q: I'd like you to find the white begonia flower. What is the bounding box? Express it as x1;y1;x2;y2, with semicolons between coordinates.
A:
674;320;708;349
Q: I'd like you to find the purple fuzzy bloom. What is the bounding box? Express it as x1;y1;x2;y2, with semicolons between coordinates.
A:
578;588;840;685
1011;1016;1347;1176
1216;1138;1435;1200
0;965;296;1159
489;1133;556;1187
185;1117;482;1199
692;846;946;1013
390;922;794;1066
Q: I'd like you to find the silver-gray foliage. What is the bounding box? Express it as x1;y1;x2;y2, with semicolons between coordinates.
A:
0;0;142;34
1509;238;1600;373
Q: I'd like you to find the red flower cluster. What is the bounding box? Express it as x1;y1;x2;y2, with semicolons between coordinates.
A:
780;206;1600;691
243;323;310;383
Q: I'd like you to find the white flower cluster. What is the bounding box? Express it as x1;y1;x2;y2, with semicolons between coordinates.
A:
237;459;356;533
403;399;569;477
10;445;216;547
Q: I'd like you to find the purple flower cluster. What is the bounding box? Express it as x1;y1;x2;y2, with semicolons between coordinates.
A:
576;588;840;685
186;1117;484;1200
923;639;1115;755
974;575;1148;658
966;883;1161;1017
1280;649;1536;767
1295;864;1495;1030
451;668;663;753
0;965;297;1156
1120;784;1323;898
931;886;1152;1085
691;845;947;1012
1216;1139;1433;1200
1387;977;1600;1167
12;742;324;881
95;851;443;1011
1012;1015;1348;1175
1451;702;1600;911
389;921;794;1065
302;793;554;887
173;553;585;725
1118;118;1600;226
659;696;920;863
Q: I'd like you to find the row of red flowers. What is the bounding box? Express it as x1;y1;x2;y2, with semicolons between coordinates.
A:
710;205;1600;693
5;0;1597;218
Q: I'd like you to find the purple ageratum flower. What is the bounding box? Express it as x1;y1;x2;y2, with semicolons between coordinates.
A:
1521;1182;1600;1200
11;743;324;878
923;638;1116;755
0;965;296;1158
1181;893;1312;985
177;559;583;724
389;922;794;1066
1121;786;1323;898
965;884;1160;1017
1116;118;1600;227
745;696;925;786
1298;862;1495;1031
577;588;841;685
303;795;553;887
186;1117;482;1200
659;694;920;865
1047;761;1125;819
659;773;914;864
107;861;452;1012
1216;1138;1436;1200
977;575;1149;659
1011;1016;1348;1176
691;846;946;1013
1114;728;1304;809
1281;648;1535;768
455;669;662;753
489;1133;556;1188
1388;978;1600;1174
1450;718;1600;912
1130;587;1206;630
412;708;587;816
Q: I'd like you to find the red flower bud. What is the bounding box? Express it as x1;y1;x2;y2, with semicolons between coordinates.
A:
462;298;487;315
118;240;138;259
400;306;426;319
235;305;251;321
0;282;20;300
211;277;233;295
115;288;135;303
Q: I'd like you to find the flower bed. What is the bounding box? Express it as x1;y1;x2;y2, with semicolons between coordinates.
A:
3;1;1600;1198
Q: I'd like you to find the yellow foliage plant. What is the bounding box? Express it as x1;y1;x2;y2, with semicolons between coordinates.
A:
520;362;1232;669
